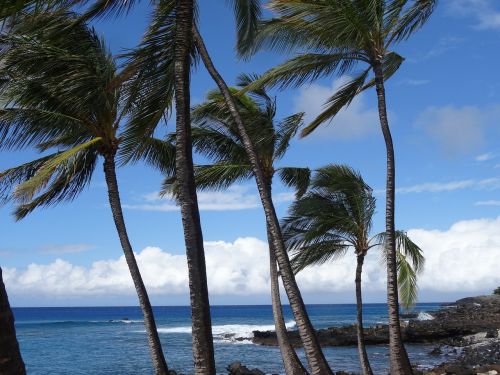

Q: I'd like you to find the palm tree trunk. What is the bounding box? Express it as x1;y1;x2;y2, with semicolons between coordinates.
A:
266;215;308;374
269;249;309;375
173;3;216;374
192;26;333;375
373;62;413;375
355;254;373;375
0;267;25;375
102;155;169;375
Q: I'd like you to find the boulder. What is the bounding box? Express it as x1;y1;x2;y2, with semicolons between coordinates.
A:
227;361;265;375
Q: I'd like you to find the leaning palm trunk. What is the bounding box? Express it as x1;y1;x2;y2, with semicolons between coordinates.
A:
355;255;373;375
173;3;216;374
0;267;25;375
192;26;332;375
103;155;169;375
373;62;413;375
267;228;309;375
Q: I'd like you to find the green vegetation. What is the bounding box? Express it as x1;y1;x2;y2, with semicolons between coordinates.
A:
0;2;441;375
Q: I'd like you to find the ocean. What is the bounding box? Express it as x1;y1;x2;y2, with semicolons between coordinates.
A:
13;304;447;374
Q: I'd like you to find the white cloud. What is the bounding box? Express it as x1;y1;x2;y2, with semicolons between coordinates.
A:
292;77;379;140
475;152;495;162
6;217;500;299
447;0;500;30
397;177;500;193
41;243;95;254
475;200;500;206
376;177;500;194
408;217;500;292
415;105;500;156
124;185;294;212
399;79;431;86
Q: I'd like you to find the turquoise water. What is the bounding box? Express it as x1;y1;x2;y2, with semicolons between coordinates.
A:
14;304;445;374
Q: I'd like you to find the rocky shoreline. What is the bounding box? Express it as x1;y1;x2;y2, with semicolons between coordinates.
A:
171;296;500;374
250;295;500;348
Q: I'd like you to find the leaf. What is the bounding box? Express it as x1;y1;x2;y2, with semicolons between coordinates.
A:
301;68;370;137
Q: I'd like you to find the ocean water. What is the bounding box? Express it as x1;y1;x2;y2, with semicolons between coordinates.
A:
13;304;447;374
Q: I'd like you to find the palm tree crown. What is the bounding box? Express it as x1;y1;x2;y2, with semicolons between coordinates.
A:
242;0;436;135
0;12;172;374
282;164;424;308
163;74;310;195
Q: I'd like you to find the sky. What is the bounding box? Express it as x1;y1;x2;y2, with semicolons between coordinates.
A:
2;0;500;307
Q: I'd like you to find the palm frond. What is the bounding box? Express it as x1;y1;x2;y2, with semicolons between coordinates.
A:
0;153;55;203
227;0;262;53
119;136;176;175
277;167;310;198
13;137;101;202
290;240;349;274
118;0;178;152
388;0;437;43
193;163;253;191
274;112;304;159
243;52;367;92
372;229;425;307
396;250;419;308
301;68;370;137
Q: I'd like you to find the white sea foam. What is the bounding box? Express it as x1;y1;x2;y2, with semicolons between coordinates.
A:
108;319;143;324
156;320;297;344
417;312;434;321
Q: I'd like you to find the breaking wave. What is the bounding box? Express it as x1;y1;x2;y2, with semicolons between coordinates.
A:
156;320;297;344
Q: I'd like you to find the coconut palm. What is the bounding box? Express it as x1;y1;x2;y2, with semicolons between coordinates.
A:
0;13;173;374
239;1;436;373
161;75;310;374
282;165;424;375
193;26;333;375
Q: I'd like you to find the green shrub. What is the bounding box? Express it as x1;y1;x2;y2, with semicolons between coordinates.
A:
494;287;500;295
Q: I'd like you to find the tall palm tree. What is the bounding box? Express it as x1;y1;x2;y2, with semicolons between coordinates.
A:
162;76;310;374
193;27;333;375
0;13;172;374
172;0;216;373
239;1;437;373
282;165;424;375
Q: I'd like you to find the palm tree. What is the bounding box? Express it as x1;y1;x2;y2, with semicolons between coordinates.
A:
282;165;424;375
193;27;333;375
171;1;216;373
162;76;310;374
239;1;437;373
0;13;172;374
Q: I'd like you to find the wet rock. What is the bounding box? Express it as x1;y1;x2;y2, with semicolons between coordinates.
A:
227;361;265;375
252;295;500;347
429;346;442;356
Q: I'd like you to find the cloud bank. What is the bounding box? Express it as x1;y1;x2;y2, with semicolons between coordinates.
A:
5;217;500;301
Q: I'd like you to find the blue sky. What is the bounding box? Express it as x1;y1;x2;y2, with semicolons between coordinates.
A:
2;0;500;306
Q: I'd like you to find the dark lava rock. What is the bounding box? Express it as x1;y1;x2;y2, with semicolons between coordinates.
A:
486;329;499;338
442;364;476;375
227;361;265;375
429;347;442;356
252;295;500;347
